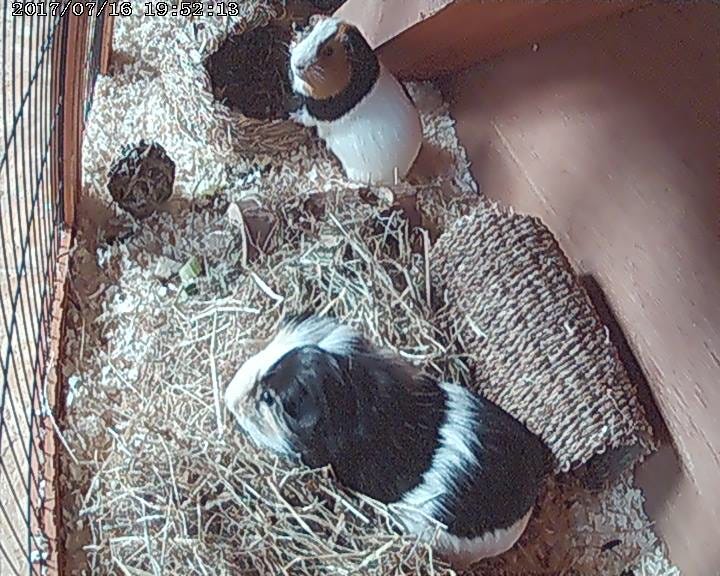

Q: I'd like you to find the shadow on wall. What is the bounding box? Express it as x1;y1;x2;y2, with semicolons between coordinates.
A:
579;275;683;509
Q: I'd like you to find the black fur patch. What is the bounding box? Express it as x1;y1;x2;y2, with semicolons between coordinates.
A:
262;343;445;503
434;395;552;538
303;27;381;122
260;335;551;538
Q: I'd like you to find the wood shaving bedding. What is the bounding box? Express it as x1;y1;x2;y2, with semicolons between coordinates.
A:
60;5;680;575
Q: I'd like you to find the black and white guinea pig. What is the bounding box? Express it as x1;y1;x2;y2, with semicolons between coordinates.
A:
224;312;552;568
288;16;423;186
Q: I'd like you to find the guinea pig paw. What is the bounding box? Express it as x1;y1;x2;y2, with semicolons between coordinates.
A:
289;107;315;128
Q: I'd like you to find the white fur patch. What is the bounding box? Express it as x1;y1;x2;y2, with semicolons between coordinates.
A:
310;64;423;184
290;17;341;96
396;382;532;564
398;382;479;522
224;315;358;413
235;409;293;457
435;509;532;569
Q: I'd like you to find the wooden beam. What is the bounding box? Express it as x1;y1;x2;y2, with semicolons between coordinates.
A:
447;4;720;572
34;230;73;576
36;14;86;574
338;0;645;80
50;18;64;215
99;15;114;75
336;0;453;52
61;13;90;227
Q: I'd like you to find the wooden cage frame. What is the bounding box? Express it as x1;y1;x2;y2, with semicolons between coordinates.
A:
38;14;115;576
29;5;718;575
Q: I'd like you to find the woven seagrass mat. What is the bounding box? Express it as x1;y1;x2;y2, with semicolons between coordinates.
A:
431;205;654;475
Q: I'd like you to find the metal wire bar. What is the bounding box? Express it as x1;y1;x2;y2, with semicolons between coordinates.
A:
1;9;53;571
2;19;37;415
10;35;36;363
1;10;111;575
3;17;53;570
1;14;45;485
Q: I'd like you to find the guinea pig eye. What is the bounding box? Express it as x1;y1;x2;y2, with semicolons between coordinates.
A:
322;45;334;58
260;390;274;405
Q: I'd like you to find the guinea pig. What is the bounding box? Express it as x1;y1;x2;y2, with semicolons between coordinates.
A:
224;312;552;568
288;16;423;186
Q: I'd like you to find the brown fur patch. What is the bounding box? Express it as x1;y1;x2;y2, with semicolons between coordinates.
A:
336;22;354;40
305;33;351;100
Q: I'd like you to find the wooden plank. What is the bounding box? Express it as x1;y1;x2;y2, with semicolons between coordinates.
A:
447;4;720;573
61;14;90;227
339;0;644;80
34;13;83;574
50;17;65;217
99;15;114;76
34;230;73;576
336;0;453;52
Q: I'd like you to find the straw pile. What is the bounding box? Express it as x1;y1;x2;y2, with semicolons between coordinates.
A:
61;192;464;575
59;3;679;575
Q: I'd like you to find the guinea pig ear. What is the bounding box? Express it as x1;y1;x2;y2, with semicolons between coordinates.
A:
281;373;320;432
338;23;374;62
308;14;326;27
269;346;336;434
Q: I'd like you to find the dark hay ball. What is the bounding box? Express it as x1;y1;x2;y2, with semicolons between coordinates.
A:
107;141;176;219
205;23;298;121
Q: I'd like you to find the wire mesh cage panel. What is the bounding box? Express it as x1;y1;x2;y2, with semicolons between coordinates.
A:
1;10;111;575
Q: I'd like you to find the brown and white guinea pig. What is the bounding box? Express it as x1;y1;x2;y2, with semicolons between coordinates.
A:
288;16;423;186
224;312;552;568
